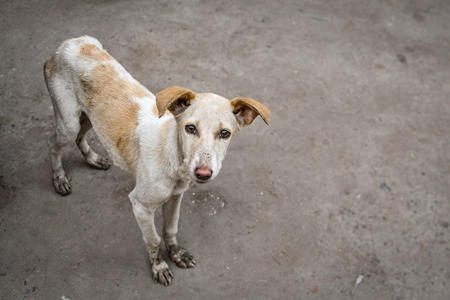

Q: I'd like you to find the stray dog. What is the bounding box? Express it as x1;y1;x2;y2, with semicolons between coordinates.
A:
44;36;270;285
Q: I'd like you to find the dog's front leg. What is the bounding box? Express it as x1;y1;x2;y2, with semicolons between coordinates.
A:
163;193;196;268
129;189;173;285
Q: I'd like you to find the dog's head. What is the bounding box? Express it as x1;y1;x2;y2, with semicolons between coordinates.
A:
156;86;270;184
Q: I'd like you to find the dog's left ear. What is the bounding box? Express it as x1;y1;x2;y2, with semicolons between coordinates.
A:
156;86;196;118
230;98;271;127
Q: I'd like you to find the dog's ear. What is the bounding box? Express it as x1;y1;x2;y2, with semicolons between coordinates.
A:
156;86;196;118
230;98;270;127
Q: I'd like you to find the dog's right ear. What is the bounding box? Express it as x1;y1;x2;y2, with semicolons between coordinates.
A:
156;86;196;118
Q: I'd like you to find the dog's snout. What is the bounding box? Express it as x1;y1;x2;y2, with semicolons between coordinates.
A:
195;166;212;182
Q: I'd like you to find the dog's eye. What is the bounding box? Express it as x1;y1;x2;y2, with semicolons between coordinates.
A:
219;130;231;139
185;125;197;134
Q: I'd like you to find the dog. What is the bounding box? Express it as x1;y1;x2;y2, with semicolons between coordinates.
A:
44;36;270;285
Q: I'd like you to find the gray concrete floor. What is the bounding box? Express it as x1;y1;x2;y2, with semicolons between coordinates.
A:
1;0;450;299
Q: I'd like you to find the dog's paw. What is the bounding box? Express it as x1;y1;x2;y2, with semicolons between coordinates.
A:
52;175;72;196
168;245;196;268
87;155;111;170
152;260;173;286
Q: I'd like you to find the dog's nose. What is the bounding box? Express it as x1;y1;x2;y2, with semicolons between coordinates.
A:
195;166;212;181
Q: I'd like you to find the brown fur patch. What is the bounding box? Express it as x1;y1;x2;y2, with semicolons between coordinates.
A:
44;55;57;79
79;43;113;61
81;63;151;173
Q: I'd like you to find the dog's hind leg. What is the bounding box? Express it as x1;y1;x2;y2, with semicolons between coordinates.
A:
163;194;196;268
76;112;111;170
45;62;81;195
47;108;80;196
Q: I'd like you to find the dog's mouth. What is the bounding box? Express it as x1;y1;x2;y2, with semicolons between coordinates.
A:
195;179;209;184
193;174;212;184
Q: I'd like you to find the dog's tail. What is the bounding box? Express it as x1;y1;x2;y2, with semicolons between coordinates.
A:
43;55;57;89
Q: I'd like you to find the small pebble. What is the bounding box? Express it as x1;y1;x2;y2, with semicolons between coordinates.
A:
380;183;391;191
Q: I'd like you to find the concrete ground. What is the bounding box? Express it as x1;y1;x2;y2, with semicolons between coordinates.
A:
1;0;449;299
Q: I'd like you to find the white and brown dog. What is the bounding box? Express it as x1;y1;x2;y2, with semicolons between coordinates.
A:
44;36;270;285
